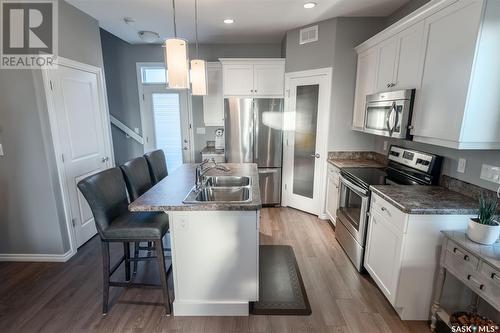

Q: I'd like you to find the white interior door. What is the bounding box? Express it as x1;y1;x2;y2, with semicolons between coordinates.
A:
142;86;192;171
49;65;113;248
283;70;331;215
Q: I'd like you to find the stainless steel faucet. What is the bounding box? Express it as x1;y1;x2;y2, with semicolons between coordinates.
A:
195;159;230;189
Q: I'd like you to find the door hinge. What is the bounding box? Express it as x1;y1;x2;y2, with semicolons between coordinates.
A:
142;93;145;101
49;80;54;91
61;154;65;162
71;218;76;227
284;183;287;190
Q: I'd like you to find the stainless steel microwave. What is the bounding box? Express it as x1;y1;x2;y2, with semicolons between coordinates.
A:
363;89;415;139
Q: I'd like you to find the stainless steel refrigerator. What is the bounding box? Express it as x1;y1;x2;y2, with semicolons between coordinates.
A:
224;98;283;205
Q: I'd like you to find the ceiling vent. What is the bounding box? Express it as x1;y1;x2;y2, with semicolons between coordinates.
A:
299;25;318;45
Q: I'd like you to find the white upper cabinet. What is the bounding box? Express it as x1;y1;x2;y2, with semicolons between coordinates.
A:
375;21;425;92
375;37;398;92
253;64;285;96
220;59;285;97
221;63;254;96
352;48;378;130
394;21;425;89
353;0;500;149
412;0;500;149
202;62;224;127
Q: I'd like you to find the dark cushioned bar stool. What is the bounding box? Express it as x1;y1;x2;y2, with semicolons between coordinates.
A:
77;167;171;315
120;156;168;274
144;149;168;185
120;156;153;202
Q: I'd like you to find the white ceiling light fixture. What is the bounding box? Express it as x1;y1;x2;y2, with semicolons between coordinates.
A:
223;18;234;24
303;2;317;9
138;31;160;43
190;0;207;95
164;0;189;89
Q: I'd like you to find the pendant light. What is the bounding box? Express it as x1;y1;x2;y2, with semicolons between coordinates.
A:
190;0;207;95
164;0;189;89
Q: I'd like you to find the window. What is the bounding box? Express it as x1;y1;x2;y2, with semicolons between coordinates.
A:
141;67;166;84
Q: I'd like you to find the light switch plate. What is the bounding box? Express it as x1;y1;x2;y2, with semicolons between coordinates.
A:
0;143;3;156
457;158;466;173
480;164;500;184
196;127;206;135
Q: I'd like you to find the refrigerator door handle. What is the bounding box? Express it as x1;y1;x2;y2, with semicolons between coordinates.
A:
253;102;259;163
259;168;278;174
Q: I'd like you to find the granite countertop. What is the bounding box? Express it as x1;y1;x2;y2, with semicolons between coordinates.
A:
327;151;387;169
328;158;386;169
370;185;479;215
129;163;262;212
443;230;500;270
201;146;224;154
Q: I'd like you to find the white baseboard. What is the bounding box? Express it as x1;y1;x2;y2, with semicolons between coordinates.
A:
0;249;76;262
318;213;329;220
173;300;249;316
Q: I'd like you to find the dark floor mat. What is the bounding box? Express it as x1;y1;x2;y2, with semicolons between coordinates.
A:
251;245;311;315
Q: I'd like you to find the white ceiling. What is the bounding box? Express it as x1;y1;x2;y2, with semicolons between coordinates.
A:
66;0;410;44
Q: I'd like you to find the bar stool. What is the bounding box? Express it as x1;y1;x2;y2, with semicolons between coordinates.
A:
77;167;171;315
144;149;168;185
120;156;166;274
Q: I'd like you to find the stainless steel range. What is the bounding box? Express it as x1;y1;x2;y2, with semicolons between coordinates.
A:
335;145;443;271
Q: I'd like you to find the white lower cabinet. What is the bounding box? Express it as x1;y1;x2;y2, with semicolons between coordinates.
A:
325;164;340;224
364;193;471;320
364;210;404;304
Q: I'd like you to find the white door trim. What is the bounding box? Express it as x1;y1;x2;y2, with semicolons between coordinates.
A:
41;57;114;261
135;62;195;162
282;67;332;218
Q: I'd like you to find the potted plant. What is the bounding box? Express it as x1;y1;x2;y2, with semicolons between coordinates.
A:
467;194;499;245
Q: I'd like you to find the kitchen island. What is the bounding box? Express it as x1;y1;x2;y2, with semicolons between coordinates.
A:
129;163;261;316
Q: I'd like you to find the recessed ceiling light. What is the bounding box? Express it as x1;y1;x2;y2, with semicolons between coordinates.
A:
138;31;160;43
224;18;234;24
304;2;317;9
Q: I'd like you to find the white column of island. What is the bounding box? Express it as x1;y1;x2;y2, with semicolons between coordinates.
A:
129;163;261;316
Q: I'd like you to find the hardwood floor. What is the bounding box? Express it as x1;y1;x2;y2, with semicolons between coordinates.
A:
0;208;430;332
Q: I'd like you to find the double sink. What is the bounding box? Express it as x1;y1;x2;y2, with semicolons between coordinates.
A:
183;176;252;203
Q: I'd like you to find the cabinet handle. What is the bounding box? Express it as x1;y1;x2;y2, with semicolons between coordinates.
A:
387;83;391;88
380;206;392;216
452;247;470;261
467;275;485;291
491;272;500;282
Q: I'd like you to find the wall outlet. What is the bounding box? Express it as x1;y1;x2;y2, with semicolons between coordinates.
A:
480;164;500;184
383;141;388;151
457;158;466;173
0;143;3;156
196;127;206;135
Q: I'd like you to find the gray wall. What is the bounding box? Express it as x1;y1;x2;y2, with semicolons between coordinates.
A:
0;0;105;255
385;0;431;27
100;31;282;164
284;17;385;152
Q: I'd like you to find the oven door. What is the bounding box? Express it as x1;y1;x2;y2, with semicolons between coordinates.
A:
364;100;409;139
337;177;369;245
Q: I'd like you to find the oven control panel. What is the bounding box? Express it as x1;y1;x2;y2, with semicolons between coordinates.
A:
388;146;435;173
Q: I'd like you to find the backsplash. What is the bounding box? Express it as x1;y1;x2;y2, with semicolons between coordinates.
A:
328;151;388;165
440;175;498;203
